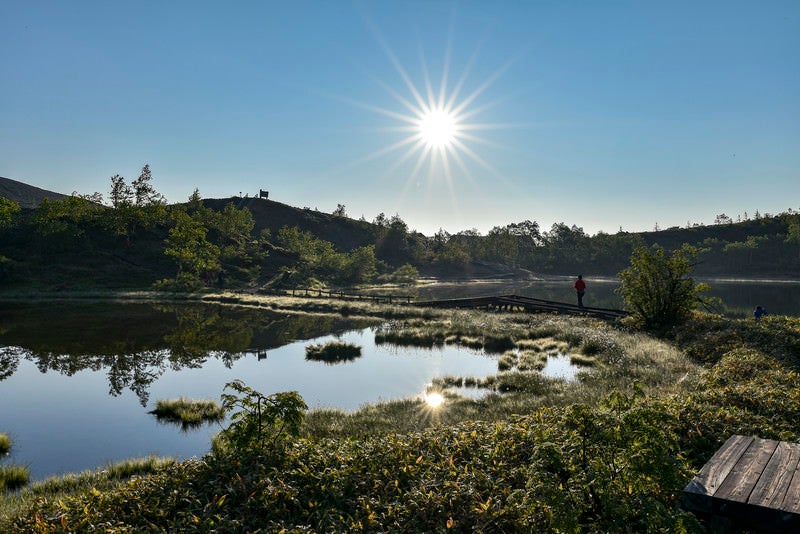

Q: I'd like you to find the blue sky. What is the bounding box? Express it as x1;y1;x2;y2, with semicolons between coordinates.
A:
2;1;798;236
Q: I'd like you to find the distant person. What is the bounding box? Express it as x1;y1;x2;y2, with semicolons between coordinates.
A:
753;305;768;319
574;275;586;308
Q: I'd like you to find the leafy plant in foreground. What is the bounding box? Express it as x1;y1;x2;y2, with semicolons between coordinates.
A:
216;380;307;452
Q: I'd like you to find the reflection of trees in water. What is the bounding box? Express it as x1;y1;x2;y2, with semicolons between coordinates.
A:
0;346;21;380
0;302;371;406
158;304;256;367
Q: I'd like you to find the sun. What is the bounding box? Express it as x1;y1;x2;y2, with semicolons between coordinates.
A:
333;18;516;197
418;108;458;148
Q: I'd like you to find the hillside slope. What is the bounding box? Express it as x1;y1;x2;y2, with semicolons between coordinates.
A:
0;176;67;208
204;197;378;252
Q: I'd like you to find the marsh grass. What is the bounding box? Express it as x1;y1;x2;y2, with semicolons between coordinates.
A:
0;456;173;519
149;397;225;428
569;353;598;366
0;433;9;456
0;465;28;492
302;310;702;438
518;350;548;371
498;351;518;371
305;341;362;363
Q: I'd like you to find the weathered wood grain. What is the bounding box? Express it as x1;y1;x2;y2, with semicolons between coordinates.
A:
683;435;800;531
749;440;800;509
715;438;778;503
683;435;753;514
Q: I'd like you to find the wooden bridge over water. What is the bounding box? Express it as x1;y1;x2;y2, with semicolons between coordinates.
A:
412;294;629;321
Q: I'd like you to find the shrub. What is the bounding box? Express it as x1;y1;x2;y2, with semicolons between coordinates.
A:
617;245;710;330
216;380;307;453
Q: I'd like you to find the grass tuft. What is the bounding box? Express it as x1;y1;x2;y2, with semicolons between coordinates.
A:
305;341;362;363
150;397;225;428
0;433;10;456
0;465;29;491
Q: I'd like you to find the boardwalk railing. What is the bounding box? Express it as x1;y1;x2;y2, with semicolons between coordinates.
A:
412;294;628;320
287;288;413;305
282;289;627;319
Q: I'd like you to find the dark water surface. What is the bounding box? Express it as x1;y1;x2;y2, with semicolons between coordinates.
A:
0;302;497;480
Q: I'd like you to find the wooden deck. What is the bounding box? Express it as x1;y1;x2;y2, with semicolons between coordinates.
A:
683;435;800;532
412;294;628;320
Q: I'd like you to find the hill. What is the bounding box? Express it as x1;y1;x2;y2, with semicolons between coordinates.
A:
204;197;378;252
0;176;67;209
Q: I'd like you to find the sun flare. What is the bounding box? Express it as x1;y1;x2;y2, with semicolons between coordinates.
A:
424;392;445;408
418;108;458;148
337;19;516;199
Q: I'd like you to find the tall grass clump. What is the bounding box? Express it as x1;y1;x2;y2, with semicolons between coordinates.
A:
374;325;444;348
149;397;225;428
305;341;362;363
0;465;29;491
0;433;9;456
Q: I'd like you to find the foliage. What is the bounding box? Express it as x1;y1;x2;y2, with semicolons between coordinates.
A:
385;263;419;285
672;311;800;367
0;433;9;456
8;302;800;532
162;209;221;284
31;196;104;240
216;380;307;453
3;392;701;532
617;245;710;330
277;226;377;286
0;198;20;230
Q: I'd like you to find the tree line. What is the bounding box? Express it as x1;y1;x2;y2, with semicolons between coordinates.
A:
1;166;798;292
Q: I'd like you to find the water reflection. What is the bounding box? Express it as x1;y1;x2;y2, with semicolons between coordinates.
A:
0;303;499;480
0;302;372;406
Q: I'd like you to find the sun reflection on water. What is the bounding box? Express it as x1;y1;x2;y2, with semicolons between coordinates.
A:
424;392;445;408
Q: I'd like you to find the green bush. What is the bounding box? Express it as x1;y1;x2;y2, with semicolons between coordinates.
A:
617;245;710;330
215;380;307;453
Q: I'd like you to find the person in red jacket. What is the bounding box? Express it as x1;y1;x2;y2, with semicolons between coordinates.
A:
574;275;586;308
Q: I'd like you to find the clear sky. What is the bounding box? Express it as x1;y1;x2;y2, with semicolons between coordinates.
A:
2;1;798;236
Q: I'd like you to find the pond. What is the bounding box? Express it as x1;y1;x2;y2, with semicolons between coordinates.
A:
0;302;502;481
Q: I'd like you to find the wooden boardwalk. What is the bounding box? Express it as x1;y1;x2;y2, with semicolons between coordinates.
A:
412;294;628;320
683;435;800;532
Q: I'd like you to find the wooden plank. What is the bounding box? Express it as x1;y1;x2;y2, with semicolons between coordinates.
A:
715;438;778;504
749;440;800;509
683;435;753;514
781;450;800;514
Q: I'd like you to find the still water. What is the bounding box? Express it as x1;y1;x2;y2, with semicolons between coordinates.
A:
0;302;499;480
